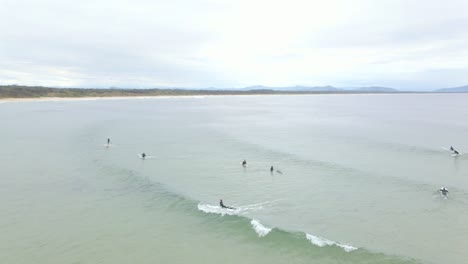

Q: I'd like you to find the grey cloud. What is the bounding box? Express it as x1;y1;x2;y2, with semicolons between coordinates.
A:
1;0;468;89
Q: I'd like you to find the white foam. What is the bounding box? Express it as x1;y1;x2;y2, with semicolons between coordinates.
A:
250;219;272;237
306;233;357;252
239;199;284;211
197;203;241;216
198;200;283;217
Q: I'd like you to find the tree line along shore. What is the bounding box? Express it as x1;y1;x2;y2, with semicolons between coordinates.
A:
0;85;414;99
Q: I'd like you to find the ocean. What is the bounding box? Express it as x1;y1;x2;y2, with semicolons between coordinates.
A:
1;94;467;264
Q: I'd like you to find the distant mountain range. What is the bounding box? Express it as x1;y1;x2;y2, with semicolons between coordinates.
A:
242;85;399;92
243;85;468;93
434;85;468;93
353;86;399;92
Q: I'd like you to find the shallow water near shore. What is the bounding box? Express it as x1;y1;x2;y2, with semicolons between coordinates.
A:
1;94;468;264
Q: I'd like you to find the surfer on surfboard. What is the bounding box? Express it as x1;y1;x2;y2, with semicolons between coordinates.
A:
107;138;111;145
220;199;235;209
449;146;461;155
439;187;449;197
141;153;147;159
242;160;247;167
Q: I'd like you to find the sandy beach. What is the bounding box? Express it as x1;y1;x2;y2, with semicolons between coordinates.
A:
0;95;210;103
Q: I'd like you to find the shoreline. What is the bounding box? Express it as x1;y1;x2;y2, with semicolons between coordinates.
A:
0;92;458;103
0;95;209;103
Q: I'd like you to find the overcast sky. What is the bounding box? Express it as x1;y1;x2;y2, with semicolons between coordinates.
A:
1;0;468;90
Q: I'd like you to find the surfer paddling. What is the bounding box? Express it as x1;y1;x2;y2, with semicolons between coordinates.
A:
220;199;235;209
141;153;147;159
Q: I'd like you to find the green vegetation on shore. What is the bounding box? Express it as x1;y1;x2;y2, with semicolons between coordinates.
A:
0;85;408;99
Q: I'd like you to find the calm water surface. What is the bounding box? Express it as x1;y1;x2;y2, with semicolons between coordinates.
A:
1;94;467;264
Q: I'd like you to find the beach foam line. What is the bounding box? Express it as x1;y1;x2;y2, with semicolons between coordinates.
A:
306;233;357;252
250;219;272;237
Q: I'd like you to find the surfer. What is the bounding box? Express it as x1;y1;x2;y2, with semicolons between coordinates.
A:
454;150;460;155
220;199;235;209
242;160;247;166
141;153;147;159
439;187;449;197
270;166;274;173
450;146;454;151
107;138;111;145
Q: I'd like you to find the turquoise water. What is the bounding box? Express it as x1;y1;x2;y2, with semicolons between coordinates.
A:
1;94;468;264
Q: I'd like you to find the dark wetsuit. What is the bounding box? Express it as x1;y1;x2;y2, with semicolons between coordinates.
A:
454;150;460;155
270;166;274;172
220;200;234;209
107;138;111;145
440;188;449;196
142;153;147;159
242;160;247;166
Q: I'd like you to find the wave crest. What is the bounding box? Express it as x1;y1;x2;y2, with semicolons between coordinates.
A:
250;219;272;237
306;233;357;252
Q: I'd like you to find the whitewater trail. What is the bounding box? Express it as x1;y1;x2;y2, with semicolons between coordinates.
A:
197;203;242;216
197;199;284;216
197;202;358;252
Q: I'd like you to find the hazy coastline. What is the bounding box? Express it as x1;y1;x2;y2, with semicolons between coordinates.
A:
0;85;435;100
0;92;440;104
